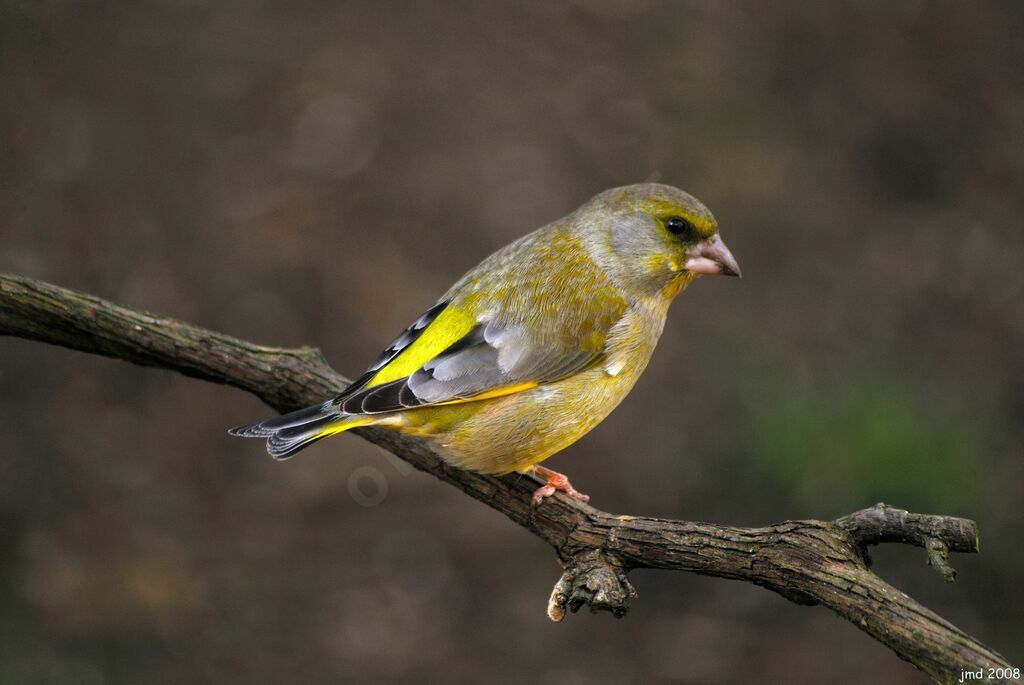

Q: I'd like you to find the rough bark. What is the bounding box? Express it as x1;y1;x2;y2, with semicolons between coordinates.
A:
0;273;1015;684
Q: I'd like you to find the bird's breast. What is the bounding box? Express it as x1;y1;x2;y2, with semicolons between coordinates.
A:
601;300;668;383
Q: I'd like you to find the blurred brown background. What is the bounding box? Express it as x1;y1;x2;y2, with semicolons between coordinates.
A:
2;1;1022;683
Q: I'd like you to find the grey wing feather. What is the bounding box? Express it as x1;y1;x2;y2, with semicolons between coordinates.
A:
339;320;603;414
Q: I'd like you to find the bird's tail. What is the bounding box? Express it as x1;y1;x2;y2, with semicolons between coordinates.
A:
229;402;372;460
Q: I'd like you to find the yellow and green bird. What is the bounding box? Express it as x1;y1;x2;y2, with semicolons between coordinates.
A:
230;183;740;504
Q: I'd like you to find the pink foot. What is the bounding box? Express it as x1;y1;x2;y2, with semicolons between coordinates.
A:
531;465;590;506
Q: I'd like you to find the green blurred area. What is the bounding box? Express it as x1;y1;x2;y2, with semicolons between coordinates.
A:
1;1;1022;683
747;370;987;513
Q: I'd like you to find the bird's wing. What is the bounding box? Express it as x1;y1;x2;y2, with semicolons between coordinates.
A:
332;224;629;415
331;298;617;415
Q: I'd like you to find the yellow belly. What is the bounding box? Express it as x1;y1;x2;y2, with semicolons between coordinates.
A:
388;368;626;474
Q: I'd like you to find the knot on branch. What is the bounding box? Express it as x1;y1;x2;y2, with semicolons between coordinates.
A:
924;537;956;582
547;550;636;622
834;502;979;582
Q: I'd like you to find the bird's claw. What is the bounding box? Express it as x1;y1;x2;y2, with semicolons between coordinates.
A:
531;484;558;506
530;466;590;506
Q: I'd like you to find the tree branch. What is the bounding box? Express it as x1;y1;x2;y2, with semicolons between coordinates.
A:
0;273;1014;684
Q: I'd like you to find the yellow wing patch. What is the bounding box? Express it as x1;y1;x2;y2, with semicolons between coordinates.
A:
367;304;478;387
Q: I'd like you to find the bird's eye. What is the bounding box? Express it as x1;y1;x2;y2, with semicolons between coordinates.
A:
665;216;696;241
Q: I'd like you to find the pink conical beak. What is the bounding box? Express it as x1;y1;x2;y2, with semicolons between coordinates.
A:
683;236;741;277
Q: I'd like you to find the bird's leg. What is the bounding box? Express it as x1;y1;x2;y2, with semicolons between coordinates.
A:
530;465;590;506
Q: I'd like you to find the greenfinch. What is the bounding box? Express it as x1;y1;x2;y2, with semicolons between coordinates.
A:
230;183;740;504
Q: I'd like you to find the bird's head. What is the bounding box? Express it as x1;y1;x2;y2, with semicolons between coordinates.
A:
575;183;740;300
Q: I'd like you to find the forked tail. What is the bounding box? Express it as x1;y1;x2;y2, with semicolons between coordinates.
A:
229;401;369;460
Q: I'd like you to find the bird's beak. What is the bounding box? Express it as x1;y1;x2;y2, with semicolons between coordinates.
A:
683;236;742;277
